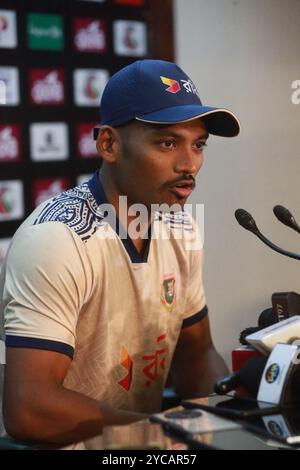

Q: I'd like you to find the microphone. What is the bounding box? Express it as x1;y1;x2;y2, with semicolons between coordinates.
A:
214;356;267;396
239;309;279;346
239;327;261;346
258;308;279;328
235;208;300;260
257;343;300;406
234;208;259;234
273;205;300;234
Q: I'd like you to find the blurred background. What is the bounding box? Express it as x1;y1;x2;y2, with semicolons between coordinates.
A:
0;0;300;366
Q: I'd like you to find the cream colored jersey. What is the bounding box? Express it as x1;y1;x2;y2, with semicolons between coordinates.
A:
0;172;207;420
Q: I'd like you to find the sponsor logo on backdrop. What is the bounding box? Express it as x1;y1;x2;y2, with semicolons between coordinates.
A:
0;238;11;268
113;20;147;57
73;69;109;106
73;18;106;53
0;10;17;48
29;69;65;105
27;13;64;51
33;178;70;207
76;123;98;158
0;125;20;162
0;67;19;106
30;123;69;161
0;180;24;221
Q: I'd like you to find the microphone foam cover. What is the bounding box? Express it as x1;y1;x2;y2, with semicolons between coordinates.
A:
258;308;278;328
239;356;268;397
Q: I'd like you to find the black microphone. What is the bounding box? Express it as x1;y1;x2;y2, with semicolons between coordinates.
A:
235;208;300;260
239;327;261;346
273;205;300;234
234;208;260;234
214;356;267;396
258;307;279;328
239;309;279;346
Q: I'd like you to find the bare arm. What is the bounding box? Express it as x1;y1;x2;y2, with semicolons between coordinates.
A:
170;316;229;399
3;348;147;445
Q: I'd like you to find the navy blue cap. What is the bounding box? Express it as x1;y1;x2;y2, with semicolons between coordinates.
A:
100;60;240;137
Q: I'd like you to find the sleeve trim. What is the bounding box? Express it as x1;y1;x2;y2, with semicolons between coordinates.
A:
5;335;74;359
182;305;208;329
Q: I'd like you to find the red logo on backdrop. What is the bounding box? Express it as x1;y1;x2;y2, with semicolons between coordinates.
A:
0;15;9;33
0;125;20;162
114;0;144;5
76;123;98;159
29;69;65;105
73;18;106;53
33;178;69;208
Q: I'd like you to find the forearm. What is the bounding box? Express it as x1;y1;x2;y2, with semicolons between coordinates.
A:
171;348;229;399
4;384;147;445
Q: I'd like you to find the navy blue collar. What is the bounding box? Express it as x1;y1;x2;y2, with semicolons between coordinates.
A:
88;171;152;263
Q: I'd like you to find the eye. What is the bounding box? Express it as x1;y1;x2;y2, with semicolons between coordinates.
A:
161;140;176;149
162;140;175;148
195;141;207;151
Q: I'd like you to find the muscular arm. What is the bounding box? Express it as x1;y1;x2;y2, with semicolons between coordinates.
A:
170;316;229;399
3;348;146;445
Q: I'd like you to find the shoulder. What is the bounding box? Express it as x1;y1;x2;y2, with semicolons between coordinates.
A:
32;183;104;243
155;210;203;252
7;222;86;272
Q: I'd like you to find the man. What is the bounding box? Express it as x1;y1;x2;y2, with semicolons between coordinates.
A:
0;60;240;447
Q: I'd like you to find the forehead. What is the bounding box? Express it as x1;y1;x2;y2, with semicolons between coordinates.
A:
132;119;208;138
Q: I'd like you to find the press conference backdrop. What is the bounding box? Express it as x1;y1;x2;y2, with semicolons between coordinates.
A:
175;0;300;364
0;0;174;263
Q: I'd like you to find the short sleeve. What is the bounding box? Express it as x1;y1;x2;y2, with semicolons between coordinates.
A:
2;222;92;358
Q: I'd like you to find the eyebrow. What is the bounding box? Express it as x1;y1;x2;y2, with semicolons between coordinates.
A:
146;128;209;140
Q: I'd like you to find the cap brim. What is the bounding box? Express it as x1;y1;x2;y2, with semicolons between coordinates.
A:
136;105;240;137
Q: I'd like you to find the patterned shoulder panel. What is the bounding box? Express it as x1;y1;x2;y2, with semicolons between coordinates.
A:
33;183;104;242
160;210;194;233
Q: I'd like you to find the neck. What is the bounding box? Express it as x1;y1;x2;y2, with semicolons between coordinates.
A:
98;167;123;218
98;169;151;251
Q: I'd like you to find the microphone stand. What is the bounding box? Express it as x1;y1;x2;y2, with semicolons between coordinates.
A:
235;208;300;261
255;231;300;261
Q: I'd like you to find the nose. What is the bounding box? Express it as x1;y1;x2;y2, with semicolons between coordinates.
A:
174;147;203;175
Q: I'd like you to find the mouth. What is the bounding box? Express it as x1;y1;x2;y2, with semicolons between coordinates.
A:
168;181;195;199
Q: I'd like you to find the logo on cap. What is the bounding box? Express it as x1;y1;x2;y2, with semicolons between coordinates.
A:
160;76;180;94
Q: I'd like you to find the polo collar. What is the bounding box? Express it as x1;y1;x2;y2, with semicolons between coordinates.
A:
88;171;152;263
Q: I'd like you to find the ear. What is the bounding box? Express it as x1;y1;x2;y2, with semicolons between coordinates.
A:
96;126;121;164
